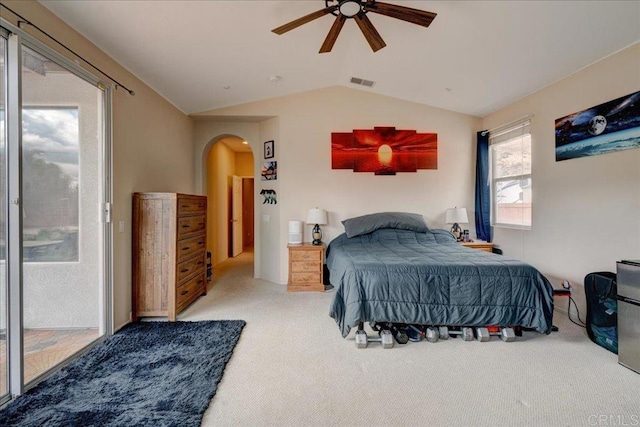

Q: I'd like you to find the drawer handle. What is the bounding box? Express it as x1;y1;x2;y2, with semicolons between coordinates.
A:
182;224;190;228
180;268;189;273
182;246;190;251
197;261;204;266
181;290;189;296
198;279;204;285
198;223;205;227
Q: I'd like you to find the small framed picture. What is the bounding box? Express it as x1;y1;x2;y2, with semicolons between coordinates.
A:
261;161;277;181
264;140;274;159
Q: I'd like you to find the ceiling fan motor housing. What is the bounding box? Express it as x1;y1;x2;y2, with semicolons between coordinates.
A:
339;1;363;17
326;0;368;18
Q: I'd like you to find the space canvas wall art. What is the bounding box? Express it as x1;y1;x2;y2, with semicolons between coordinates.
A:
555;90;640;161
331;126;437;175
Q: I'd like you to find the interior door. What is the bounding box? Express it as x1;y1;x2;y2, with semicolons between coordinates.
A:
242;177;254;249
231;175;243;257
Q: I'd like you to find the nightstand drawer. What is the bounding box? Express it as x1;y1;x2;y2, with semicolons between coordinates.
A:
291;261;321;273
291;272;321;284
290;250;322;261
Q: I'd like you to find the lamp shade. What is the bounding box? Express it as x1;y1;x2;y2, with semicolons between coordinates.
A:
445;207;469;224
306;208;328;225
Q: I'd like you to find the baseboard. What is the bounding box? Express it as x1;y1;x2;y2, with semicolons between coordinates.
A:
114;320;132;333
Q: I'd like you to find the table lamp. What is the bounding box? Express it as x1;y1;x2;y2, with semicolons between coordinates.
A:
306;208;328;246
445;207;468;241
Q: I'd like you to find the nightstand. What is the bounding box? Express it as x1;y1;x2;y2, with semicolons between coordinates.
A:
287;243;325;292
460;241;494;253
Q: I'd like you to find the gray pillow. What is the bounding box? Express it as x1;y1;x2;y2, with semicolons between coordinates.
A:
342;212;429;238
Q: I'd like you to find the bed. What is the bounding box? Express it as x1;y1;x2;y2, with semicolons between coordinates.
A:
326;213;554;338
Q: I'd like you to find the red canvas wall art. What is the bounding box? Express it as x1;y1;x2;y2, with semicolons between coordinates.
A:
331;126;437;175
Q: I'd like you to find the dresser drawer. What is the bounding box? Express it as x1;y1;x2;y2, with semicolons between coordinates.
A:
291;272;321;284
178;215;206;238
177;273;205;310
177;234;206;262
291;261;321;273
290;249;322;261
177;250;206;283
178;196;206;216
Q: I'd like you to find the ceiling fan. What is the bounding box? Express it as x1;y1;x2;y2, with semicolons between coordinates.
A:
272;0;437;53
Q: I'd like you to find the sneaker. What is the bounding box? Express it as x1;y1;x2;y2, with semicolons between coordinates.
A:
406;324;425;342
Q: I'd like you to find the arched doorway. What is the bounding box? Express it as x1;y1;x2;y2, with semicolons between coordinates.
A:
205;136;255;275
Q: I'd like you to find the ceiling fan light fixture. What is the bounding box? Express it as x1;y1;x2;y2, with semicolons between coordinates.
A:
273;0;436;53
339;0;362;17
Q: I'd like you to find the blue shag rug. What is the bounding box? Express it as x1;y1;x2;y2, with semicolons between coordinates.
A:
0;320;245;426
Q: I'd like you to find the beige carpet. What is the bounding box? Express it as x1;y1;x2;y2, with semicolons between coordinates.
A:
181;251;640;427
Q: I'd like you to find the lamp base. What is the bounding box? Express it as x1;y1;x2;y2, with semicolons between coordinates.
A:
451;222;462;241
312;224;322;246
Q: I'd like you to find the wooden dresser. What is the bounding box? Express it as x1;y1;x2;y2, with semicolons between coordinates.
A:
287;243;325;292
132;193;207;321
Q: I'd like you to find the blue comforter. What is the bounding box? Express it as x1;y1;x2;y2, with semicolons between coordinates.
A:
327;229;554;337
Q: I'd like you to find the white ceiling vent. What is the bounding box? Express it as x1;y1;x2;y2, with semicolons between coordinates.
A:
350;77;375;87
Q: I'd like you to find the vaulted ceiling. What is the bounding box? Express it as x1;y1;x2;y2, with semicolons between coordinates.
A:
40;1;640;117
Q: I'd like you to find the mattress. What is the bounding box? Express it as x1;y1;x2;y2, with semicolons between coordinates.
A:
327;228;554;338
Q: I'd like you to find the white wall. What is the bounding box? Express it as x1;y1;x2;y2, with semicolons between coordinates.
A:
195;86;481;284
482;43;640;312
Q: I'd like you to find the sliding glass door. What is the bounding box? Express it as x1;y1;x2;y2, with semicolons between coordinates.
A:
0;22;111;400
0;34;8;402
20;45;104;384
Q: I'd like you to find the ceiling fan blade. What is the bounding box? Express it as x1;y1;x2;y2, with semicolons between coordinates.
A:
354;12;386;52
320;15;347;53
272;5;339;35
364;1;437;28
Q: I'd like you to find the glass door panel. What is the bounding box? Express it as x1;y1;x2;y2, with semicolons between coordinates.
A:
20;45;103;383
0;35;8;399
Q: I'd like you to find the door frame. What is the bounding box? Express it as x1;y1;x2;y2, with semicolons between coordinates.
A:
1;19;113;399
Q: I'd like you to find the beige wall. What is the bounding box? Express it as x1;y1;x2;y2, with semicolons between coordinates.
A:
194;121;265;279
3;1;197;330
482;43;640;313
195;86;481;283
235;152;254;176
206;139;254;266
13;0;636;327
207;141;234;266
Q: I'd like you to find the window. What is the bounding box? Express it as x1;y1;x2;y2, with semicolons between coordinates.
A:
489;120;532;228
